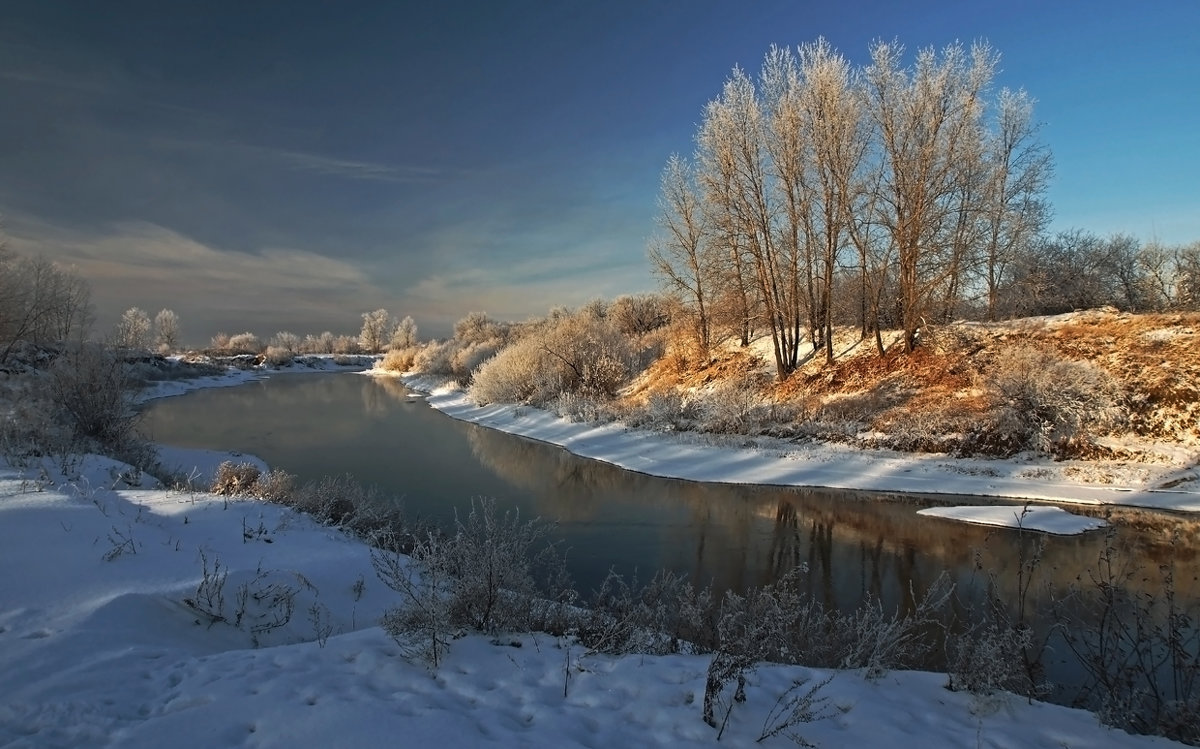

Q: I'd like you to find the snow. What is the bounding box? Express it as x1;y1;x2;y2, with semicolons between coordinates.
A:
0;455;1183;748
394;374;1200;515
917;505;1108;535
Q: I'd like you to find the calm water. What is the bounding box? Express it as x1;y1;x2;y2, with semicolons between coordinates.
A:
140;374;1200;624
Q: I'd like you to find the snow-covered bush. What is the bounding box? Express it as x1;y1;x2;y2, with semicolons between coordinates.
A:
453;311;511;346
468;336;544;405
623;389;701;432
469;309;637;406
987;344;1125;454
374;499;564;666
379;347;416;373
411;339;458;375
450;340;502;384
211;461;262;496
945;619;1033;699
263;346;295;366
226;332;263;355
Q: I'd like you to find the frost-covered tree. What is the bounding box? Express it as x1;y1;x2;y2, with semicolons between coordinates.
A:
980;88;1053;320
226;332;263;355
359;309;392;353
114;307;152;351
390;315;418;349
863;40;997;352
269;331;299;353
650;155;717;352
154;309;181;352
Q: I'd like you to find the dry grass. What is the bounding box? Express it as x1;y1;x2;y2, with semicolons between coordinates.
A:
624;309;1200;460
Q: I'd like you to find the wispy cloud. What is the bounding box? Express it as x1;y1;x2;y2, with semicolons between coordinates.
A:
4;216;395;338
152;136;457;184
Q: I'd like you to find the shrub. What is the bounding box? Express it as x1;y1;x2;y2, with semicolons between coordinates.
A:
450;341;501;384
411;340;458;375
379;347;416;373
453;312;511;346
211;461;262;496
263;346;295;366
45;343;143;456
331;335;361;355
987;344;1125;454
226;332;263;355
469;308;638;406
609;293;671;336
468;337;543;405
373;498;565;666
269;331;299;353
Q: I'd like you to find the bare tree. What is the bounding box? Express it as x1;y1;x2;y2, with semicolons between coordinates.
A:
650;154;718;352
359;308;392;353
114;307;152;351
697;65;806;379
980;88;1053;320
269;331;299;353
0;247;93;362
791;38;867;362
863;40;997;351
154;309;181;352
1176;242;1200;310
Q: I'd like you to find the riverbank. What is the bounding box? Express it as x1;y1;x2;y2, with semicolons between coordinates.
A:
0;452;1186;748
393;372;1200;515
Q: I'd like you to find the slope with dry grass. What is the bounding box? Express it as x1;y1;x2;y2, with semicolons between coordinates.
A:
624;308;1200;466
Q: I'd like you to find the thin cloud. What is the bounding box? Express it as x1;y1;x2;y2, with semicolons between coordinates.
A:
152;136;457;184
4;216;395;338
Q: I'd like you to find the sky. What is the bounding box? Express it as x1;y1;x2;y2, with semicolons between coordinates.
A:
1;0;1198;343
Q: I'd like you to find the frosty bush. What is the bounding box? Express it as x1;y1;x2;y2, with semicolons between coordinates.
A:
226;332;263;355
468;336;544;405
46;343;144;458
450;340;501;384
374;498;566;666
469;308;637;406
211;461;262;496
945;619;1033;699
262;346;295;366
379;347;416;373
987;344;1125;453
411;339;458;375
453;311;511;346
623;389;701;432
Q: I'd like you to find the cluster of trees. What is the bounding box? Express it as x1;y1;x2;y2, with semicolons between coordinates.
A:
203;309;418;359
113;307;181;353
1009;232;1200;316
654;37;1200;381
0;245;92;364
653;38;1053;377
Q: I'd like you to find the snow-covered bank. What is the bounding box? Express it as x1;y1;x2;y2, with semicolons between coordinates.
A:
136;354;379;404
0;456;1183;748
396;373;1200;515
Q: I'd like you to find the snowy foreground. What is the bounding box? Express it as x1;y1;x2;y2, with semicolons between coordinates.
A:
0;453;1184;749
2;363;1195;747
398;374;1200;519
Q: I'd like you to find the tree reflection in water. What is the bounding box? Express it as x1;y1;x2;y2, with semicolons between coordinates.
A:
143;374;1200;648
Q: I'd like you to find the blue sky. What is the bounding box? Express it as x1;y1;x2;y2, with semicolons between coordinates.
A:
2;1;1197;342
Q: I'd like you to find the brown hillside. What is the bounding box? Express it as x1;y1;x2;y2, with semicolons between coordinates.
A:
628;308;1200;463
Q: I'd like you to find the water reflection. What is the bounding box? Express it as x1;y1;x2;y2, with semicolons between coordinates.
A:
141;374;1200;619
